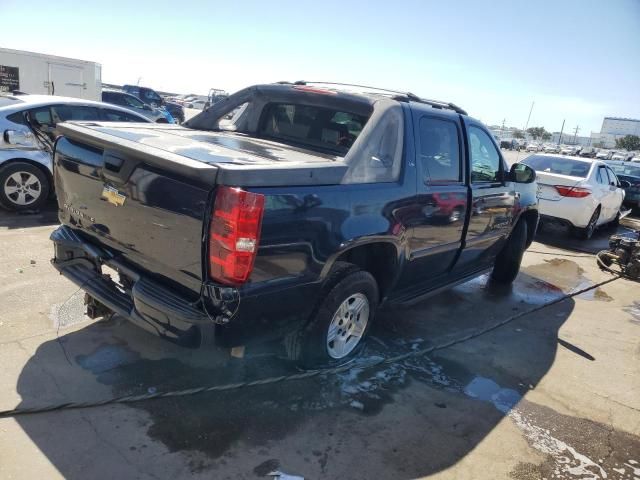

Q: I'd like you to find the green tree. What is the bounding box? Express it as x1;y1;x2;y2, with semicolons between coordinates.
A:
526;127;548;140
615;135;640;151
513;129;525;139
541;132;552;141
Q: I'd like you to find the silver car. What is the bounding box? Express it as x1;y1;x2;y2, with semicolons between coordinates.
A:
102;89;173;123
0;94;150;211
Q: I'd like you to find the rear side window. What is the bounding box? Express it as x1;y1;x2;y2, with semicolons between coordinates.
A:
605;167;618;186
259;103;369;155
522;155;591;178
6;111;26;125
343;105;404;183
102;109;144;122
28;107;53;126
596;166;608;184
468;126;501;182
52;105;101;122
418;117;461;184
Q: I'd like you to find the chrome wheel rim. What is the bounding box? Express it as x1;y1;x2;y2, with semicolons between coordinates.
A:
4;172;42;206
326;293;369;359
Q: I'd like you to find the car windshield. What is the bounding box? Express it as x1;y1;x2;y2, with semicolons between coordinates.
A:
259;103;370;155
609;164;640;177
522;155;591;177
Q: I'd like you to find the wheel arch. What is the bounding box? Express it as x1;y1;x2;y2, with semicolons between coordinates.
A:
515;208;539;248
322;239;402;301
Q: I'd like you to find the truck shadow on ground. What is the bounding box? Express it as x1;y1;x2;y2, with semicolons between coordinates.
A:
13;257;632;479
0;202;58;229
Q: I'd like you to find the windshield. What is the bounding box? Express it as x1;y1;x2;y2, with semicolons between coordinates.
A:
259;103;370;155
522;155;591;177
609;164;640;177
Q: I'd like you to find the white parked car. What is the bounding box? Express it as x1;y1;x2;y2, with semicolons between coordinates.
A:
611;151;632;162
596;150;612;160
559;145;573;155
526;143;540;152
543;144;560;154
186;99;208;110
521;154;627;239
0;94;150;211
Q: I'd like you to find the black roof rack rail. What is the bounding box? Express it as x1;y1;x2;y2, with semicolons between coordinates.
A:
394;93;468;116
276;81;468;116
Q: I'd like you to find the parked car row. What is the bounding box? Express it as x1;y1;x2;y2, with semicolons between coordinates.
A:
0;94;151;211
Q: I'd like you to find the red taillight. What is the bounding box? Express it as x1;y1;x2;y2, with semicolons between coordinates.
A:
554;186;591;198
209;186;265;286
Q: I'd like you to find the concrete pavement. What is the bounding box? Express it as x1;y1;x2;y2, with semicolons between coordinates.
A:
0;206;639;479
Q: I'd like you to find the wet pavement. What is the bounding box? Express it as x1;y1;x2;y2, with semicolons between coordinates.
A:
0;206;639;479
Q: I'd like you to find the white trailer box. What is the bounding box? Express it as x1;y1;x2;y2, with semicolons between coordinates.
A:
0;48;101;101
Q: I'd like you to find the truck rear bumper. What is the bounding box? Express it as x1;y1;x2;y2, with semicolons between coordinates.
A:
51;226;212;347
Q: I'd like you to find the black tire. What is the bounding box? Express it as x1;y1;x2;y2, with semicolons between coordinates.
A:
285;266;378;368
0;162;50;212
573;207;600;240
606;211;620;231
491;220;528;284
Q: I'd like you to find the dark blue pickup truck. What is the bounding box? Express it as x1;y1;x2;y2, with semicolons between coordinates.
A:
50;82;538;366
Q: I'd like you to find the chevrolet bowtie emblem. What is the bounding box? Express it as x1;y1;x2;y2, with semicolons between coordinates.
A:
101;185;126;206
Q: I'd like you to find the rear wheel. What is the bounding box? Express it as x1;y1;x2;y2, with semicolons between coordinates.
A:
573;207;600;239
0;162;50;212
491;220;527;284
285;267;378;368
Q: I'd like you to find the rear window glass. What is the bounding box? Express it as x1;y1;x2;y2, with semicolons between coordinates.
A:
259;103;369;155
609;164;640;177
522;155;591;178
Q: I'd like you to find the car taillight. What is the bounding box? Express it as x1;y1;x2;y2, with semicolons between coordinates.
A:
209;186;265;286
554;186;591;198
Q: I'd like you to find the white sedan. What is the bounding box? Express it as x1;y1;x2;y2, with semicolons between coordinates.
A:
521;154;627;239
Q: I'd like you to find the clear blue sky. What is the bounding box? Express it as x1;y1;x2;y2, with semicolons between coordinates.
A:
2;0;638;134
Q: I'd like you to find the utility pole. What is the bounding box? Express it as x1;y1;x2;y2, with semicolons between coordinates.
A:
523;101;535;138
501;118;506;139
572;125;580;145
558;119;565;145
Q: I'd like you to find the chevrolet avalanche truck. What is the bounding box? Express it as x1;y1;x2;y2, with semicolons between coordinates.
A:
50;82;538;366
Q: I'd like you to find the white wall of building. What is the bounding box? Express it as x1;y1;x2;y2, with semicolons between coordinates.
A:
0;48;101;101
601;117;640;136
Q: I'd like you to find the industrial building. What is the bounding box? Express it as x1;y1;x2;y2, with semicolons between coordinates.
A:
591;117;640;148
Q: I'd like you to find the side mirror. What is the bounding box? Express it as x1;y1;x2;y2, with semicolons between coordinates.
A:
510;163;536;183
619;180;631;188
3;129;37;147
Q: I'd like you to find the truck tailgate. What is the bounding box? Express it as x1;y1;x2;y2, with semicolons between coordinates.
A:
54;124;218;296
